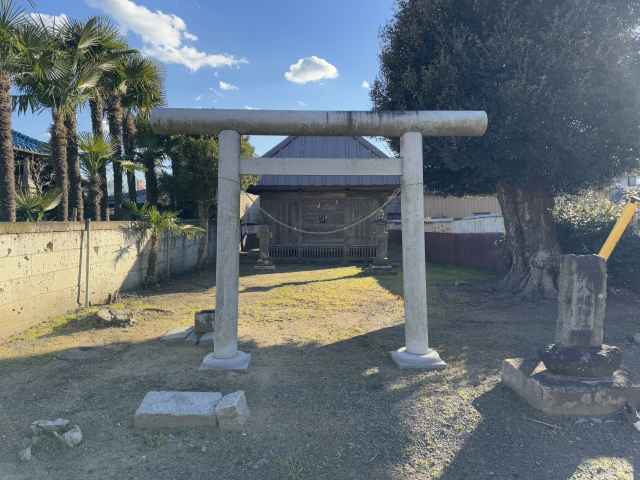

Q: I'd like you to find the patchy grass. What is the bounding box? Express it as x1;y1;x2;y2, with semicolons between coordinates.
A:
0;264;638;480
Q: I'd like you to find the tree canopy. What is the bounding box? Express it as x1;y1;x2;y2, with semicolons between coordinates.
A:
372;0;640;196
372;0;640;297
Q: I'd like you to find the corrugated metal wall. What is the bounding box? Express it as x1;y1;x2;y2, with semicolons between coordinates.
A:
386;194;502;220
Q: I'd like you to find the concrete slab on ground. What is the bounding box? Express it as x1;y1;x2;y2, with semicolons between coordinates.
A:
502;357;639;416
134;391;222;429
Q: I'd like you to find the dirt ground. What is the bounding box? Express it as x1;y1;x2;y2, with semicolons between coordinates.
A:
1;263;640;480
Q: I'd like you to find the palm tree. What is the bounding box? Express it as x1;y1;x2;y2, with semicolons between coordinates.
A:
78;132;112;220
63;17;127;221
65;111;82;220
125;202;203;284
15;16;118;221
15;188;62;221
85;24;128;219
0;0;32;222
134;118;169;206
120;55;164;204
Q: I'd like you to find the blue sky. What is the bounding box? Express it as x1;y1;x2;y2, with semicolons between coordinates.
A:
12;0;396;156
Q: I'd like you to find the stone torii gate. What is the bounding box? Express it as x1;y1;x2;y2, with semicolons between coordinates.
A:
151;108;487;370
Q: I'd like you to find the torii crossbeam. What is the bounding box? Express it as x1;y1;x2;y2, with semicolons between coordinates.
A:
151;108;488;370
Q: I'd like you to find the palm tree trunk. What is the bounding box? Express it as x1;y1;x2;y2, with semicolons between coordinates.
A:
0;71;16;222
144;154;159;206
90;97;108;220
51;110;69;221
90;173;102;221
65;111;83;221
197;200;209;267
146;232;158;285
107;96;124;218
123;112;137;203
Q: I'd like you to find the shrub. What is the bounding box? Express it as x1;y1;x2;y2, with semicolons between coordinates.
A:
553;190;640;291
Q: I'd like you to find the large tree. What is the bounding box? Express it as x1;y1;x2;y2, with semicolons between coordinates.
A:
168;135;254;265
372;0;640;298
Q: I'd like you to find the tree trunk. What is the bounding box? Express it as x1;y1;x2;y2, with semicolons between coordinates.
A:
51;111;69;221
146;233;158;285
90;173;102;221
89;97;108;220
144;154;159;206
123;112;137;204
65;111;83;221
197;201;209;267
496;182;560;299
0;71;16;222
107;96;124;218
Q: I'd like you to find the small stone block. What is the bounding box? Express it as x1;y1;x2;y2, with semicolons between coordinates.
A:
368;264;395;275
254;264;276;271
199;351;251;370
502;357;636;416
215;391;250;431
391;347;447;370
185;331;214;345
134;391;222;430
161;327;194;343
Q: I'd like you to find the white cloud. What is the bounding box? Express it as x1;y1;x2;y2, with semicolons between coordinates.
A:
361;80;370;89
296;100;307;107
244;106;256;110
141;44;244;71
85;0;246;71
30;13;68;28
219;80;238;91
284;56;338;84
195;95;203;102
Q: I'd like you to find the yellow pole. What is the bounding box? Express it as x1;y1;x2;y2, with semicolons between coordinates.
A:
598;197;638;261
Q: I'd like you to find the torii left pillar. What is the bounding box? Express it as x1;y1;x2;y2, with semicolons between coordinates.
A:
200;130;251;370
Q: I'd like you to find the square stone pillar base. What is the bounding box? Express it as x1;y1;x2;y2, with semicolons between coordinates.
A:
391;347;447;370
502;357;639;416
199;351;251;370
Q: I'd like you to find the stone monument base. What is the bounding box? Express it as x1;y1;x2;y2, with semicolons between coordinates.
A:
502;357;639;416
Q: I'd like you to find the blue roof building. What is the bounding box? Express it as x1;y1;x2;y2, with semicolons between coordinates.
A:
12;130;49;156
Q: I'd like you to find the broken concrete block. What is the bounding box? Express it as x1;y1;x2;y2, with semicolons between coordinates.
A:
95;308;135;327
134;391;222;430
161;327;194;343
215;391;250;431
17;445;32;462
57;425;83;448
185;331;214;345
30;418;70;435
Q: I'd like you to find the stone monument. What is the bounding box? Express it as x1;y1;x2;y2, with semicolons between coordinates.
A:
539;255;621;377
368;217;394;274
254;224;275;271
502;254;634;416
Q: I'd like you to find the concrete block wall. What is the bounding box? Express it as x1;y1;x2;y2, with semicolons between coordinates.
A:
0;221;216;339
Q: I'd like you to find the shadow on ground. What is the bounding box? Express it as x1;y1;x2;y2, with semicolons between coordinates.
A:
1;265;639;480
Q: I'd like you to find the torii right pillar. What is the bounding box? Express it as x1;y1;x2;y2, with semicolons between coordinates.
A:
391;132;447;370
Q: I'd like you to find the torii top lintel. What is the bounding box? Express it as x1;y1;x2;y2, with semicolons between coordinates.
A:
150;108;488;137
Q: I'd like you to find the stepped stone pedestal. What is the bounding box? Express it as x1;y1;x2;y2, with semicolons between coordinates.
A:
502;254;632;415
